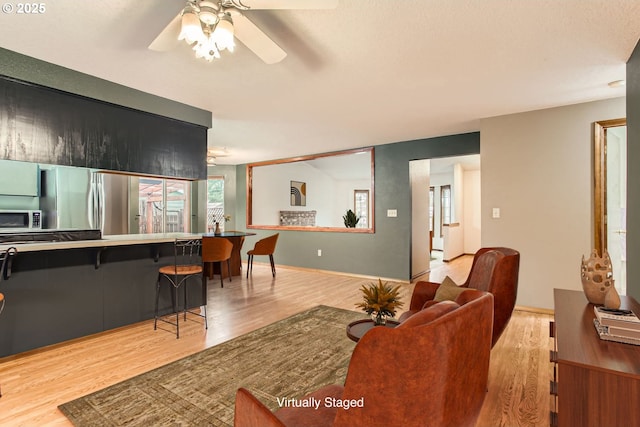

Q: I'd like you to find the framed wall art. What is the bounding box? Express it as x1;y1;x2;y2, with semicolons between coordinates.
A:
290;180;306;206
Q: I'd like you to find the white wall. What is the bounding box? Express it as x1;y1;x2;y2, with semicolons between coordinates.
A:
410;159;431;278
463;169;481;253
481;97;626;309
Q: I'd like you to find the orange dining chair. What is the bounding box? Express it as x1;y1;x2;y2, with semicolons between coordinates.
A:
246;233;279;278
203;236;233;288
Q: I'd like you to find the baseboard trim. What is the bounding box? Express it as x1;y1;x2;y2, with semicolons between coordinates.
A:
249;261;411;285
515;305;554;315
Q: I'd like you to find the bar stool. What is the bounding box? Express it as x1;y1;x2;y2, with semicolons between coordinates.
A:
154;239;207;339
202;236;233;288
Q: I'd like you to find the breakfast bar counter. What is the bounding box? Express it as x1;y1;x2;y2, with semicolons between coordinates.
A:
0;233;207;358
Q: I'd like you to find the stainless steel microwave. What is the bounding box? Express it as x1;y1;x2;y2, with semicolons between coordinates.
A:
0;209;42;230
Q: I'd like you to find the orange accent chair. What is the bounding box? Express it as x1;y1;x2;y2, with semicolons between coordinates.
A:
234;290;494;427
202;237;234;288
400;247;519;347
246;233;279;278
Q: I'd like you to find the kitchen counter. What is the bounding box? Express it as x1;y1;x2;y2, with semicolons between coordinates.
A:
0;232;208;358
0;232;202;252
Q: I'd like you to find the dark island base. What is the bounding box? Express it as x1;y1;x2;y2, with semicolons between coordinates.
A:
0;242;206;358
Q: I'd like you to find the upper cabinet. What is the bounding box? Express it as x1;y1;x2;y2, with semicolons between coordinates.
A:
0;159;38;196
0;75;207;180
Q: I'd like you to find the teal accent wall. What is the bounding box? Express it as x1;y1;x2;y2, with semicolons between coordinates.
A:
627;39;640;300
237;132;480;281
0;48;211;128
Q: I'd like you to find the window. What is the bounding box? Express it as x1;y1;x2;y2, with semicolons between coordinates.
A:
207;177;225;232
429;186;435;233
354;190;369;228
440;185;451;237
138;178;190;234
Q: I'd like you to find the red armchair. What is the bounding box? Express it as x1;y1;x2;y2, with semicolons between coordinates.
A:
400;247;519;347
234;290;494;427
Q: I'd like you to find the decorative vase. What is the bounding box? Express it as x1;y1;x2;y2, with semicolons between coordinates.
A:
580;249;614;305
372;312;387;326
604;284;622;309
214;222;221;235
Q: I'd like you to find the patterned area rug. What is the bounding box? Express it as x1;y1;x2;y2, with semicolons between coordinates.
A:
58;305;362;426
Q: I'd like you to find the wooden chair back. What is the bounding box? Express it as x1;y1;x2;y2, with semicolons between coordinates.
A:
202;237;233;263
248;233;279;256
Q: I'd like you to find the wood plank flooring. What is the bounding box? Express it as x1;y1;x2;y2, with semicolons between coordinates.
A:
0;257;553;426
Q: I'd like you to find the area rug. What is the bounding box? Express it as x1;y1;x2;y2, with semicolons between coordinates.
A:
58;305;363;426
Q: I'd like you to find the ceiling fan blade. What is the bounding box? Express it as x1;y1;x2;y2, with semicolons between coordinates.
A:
233;13;287;64
148;13;182;52
232;0;338;10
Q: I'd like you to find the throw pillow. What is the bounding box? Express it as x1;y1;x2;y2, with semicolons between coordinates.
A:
433;276;466;302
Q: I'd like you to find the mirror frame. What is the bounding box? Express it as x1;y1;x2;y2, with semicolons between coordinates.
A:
247;147;375;233
593;118;626;255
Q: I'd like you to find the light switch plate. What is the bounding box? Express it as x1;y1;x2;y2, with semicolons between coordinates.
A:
387;209;397;217
492;208;500;219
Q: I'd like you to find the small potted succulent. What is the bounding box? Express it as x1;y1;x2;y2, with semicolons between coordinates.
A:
356;279;404;325
343;209;360;228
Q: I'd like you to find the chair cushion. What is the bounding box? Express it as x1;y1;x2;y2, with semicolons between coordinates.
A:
433;276;466;302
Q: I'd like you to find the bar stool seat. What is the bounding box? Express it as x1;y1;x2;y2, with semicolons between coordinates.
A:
158;265;203;276
154;239;207;339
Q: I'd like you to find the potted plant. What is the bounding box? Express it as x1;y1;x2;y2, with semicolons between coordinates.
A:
356;279;404;325
343;209;360;228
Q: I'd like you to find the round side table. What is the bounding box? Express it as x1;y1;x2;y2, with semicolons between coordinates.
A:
346;319;400;342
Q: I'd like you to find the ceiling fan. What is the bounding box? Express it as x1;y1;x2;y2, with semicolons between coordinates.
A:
149;0;338;64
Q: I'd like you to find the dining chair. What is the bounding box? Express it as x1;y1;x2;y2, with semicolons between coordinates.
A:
154;239;207;339
246;233;279;278
202;236;233;288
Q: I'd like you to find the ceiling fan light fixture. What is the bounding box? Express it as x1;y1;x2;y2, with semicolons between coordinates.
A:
198;1;220;26
179;9;204;44
193;32;221;61
212;15;235;52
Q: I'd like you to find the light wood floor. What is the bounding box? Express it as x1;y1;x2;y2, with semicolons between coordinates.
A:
0;256;553;426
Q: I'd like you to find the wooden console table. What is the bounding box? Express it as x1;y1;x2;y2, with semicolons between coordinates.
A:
552;289;640;427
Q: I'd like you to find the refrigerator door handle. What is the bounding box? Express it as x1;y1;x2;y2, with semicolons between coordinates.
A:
88;174;96;229
98;175;106;232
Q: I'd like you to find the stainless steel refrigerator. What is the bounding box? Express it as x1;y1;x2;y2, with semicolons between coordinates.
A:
40;167;130;235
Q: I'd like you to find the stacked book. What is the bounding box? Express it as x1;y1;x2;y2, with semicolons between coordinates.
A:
593;306;640;346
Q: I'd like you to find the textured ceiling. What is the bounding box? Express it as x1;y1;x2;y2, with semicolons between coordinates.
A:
0;0;638;165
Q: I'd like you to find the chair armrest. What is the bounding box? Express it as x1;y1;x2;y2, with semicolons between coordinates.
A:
234;388;286;427
409;281;440;310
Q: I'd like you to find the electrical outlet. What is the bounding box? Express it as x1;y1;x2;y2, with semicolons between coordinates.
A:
317;249;322;256
492;208;501;219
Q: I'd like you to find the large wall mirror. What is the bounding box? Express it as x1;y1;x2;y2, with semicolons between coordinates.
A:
247;147;375;233
593;118;626;293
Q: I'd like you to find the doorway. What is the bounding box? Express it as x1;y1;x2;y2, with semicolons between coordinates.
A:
594;118;627;294
410;155;481;280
